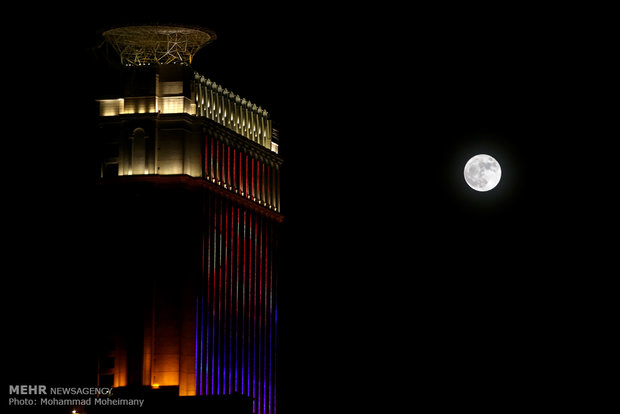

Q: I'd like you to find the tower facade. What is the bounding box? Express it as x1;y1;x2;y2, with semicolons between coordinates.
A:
94;25;282;414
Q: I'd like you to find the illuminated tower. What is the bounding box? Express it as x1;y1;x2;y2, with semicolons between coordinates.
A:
94;25;282;414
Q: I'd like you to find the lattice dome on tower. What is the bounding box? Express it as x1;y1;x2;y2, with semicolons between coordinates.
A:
102;25;217;65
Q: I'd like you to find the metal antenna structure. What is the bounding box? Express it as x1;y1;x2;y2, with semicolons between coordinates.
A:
102;25;217;65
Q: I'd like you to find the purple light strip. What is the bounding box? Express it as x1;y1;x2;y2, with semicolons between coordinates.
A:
228;202;233;394
248;213;253;400
217;199;224;395
241;210;246;395
259;217;264;414
263;220;268;414
253;215;257;413
196;224;204;396
223;202;228;394
211;197;217;395
274;228;278;414
195;294;200;395
269;222;273;413
235;206;240;392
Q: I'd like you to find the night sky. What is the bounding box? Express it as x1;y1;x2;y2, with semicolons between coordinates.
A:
7;4;613;412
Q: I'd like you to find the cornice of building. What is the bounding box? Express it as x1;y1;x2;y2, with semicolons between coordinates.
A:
96;175;284;223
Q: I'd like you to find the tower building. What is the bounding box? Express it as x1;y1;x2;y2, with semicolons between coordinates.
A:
94;25;282;414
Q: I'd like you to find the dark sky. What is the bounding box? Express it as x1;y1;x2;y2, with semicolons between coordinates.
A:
6;4;613;412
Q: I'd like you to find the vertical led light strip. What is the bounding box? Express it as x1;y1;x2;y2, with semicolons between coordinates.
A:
248;212;253;400
226;145;232;187
264;219;269;414
273;218;278;414
206;135;211;179
211;196;217;395
206;193;213;395
215;139;219;183
209;135;214;180
232;148;237;191
258;217;263;414
197;209;205;395
235;206;240;392
266;165;271;207
261;162;266;204
268;221;274;413
195;295;200;394
241;210;246;395
237;149;243;193
260;217;265;414
245;154;249;197
217;197;226;395
223;200;228;394
228;202;232;394
228;201;233;394
253;214;258;413
251;156;255;199
206;194;213;395
203;134;208;179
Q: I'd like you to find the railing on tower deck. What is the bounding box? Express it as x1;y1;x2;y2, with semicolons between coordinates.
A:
193;74;274;153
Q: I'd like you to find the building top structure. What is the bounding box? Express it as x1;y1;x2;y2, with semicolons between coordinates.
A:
99;25;277;153
102;25;217;65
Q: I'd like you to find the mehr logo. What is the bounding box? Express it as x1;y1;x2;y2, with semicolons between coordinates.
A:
9;385;47;395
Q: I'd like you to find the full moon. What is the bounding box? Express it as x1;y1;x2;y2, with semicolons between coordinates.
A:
464;154;502;192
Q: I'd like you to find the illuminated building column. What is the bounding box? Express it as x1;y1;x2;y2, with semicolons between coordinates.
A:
229;94;235;133
252;105;259;142
223;89;230;129
215;86;222;123
240;101;247;139
234;95;241;135
248;105;254;141
266;118;272;145
259;110;266;147
241;100;248;138
206;82;213;118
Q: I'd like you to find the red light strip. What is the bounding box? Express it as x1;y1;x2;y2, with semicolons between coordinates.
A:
245;154;249;197
251;158;255;199
210;195;216;395
247;213;252;396
261;162;265;204
227;146;231;187
264;220;269;414
223;200;228;393
233;148;237;191
268;221;272;414
252;213;258;409
258;217;263;413
228;201;233;394
215;139;219;183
